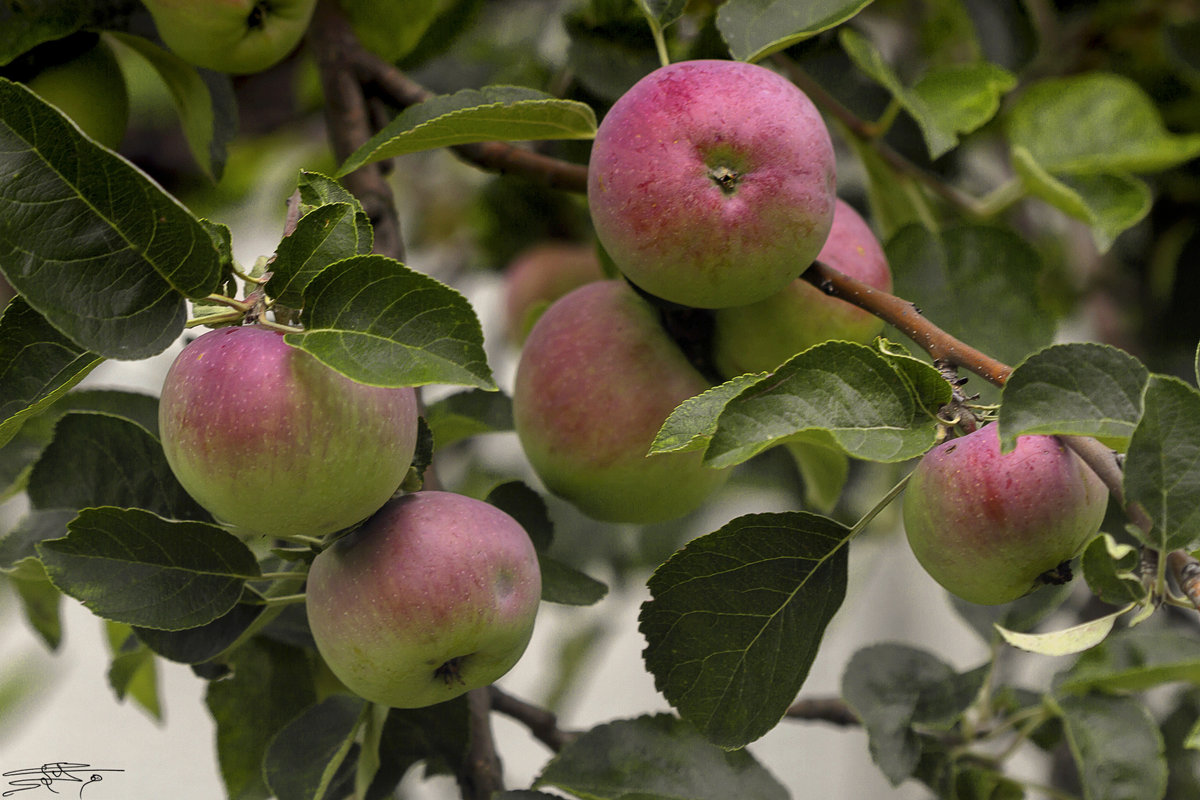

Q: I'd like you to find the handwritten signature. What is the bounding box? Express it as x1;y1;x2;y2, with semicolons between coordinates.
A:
2;763;124;798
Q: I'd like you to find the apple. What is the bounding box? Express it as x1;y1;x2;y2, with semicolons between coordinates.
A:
304;490;541;709
159;325;418;537
502;242;605;344
902;425;1109;605
512;279;730;523
26;36;129;150
711;198;893;377
141;0;318;75
587;59;837;309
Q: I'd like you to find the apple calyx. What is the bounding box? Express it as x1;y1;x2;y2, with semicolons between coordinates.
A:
709;164;741;195
436;658;465;686
1037;561;1074;586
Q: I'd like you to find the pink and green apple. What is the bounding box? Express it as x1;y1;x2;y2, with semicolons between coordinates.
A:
140;0;318;74
712;198;893;377
902;424;1109;605
502;242;606;344
512;280;729;523
305;490;541;708
587;59;837;309
159;325;418;537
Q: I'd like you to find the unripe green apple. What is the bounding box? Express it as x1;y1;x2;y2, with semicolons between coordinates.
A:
902;425;1108;605
502;242;605;344
712;198;893;377
587;59;836;309
26;37;129;150
141;0;318;75
513;280;729;523
159;325;418;537
305;490;541;709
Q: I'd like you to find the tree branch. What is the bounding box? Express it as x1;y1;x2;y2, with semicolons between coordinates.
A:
458;687;504;800
489;686;577;752
784;696;860;727
349;48;590;193
307;0;405;260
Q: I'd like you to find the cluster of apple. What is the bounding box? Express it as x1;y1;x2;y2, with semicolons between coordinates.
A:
510;59;1109;607
158;325;542;708
509;59;892;525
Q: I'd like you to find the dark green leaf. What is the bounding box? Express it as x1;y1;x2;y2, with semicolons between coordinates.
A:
288;254;495;389
0;79;223;358
888;224;1054;371
718;0;876;63
205;638;317;800
264;695;365;800
1080;533;1146;606
636;0;688;28
539;556;609;606
485;480;553;551
696;341;950;468
841;644;976;784
535;714;789;800
639;511;849;747
27;411;210;521
366;698;470;799
339;87;597;175
1124;375;1200;552
1057;629;1200;695
0;507;76;570
108;32;235;182
650;371;768;455
1008;72;1200;175
267;202;373;310
134;600;266;664
106;621;162;720
0;387;158;501
38;507;260;630
0;298;102;449
8;564;63;650
999;342;1149;452
424;388;513;449
1054;692;1167;800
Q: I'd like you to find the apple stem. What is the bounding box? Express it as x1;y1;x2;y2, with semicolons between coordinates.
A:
255;593;307;607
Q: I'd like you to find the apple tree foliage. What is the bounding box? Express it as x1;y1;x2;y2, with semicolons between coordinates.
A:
2;1;1200;799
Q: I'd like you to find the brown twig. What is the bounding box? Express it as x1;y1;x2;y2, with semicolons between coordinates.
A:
801;260;1013;386
458;687;504;800
784;697;860;727
349;48;590;193
489;686;577;752
1168;551;1200;610
307;0;404;260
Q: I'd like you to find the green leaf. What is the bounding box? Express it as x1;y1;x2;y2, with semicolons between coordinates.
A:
0;387;158;501
888;224;1054;371
366;698;470;797
950;582;1075;643
1124;375;1200;552
699;341;951;469
539;556;609;606
995;606;1131;657
841;644;981;784
0;79;224;358
999;342;1149;452
636;0;688;28
1008;72;1200;174
205;638;317;800
108;32;236;182
338;0;456;63
1012;147;1153;253
650;372;768;455
106;621;162;721
846;132;936;240
784;439;850;513
639;512;849;748
718;0;876;63
267;202;374;310
287;254;495;390
0;298;102;449
535;714;789;800
134;600;266;664
8;564;63;650
38;507;260;631
423;388;513;449
1081;533;1147;606
841;29;1013;159
339;87;597;176
27;411;210;522
1053;693;1167;800
0;508;76;571
264;695;364;800
1057;629;1200;695
0;1;94;65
